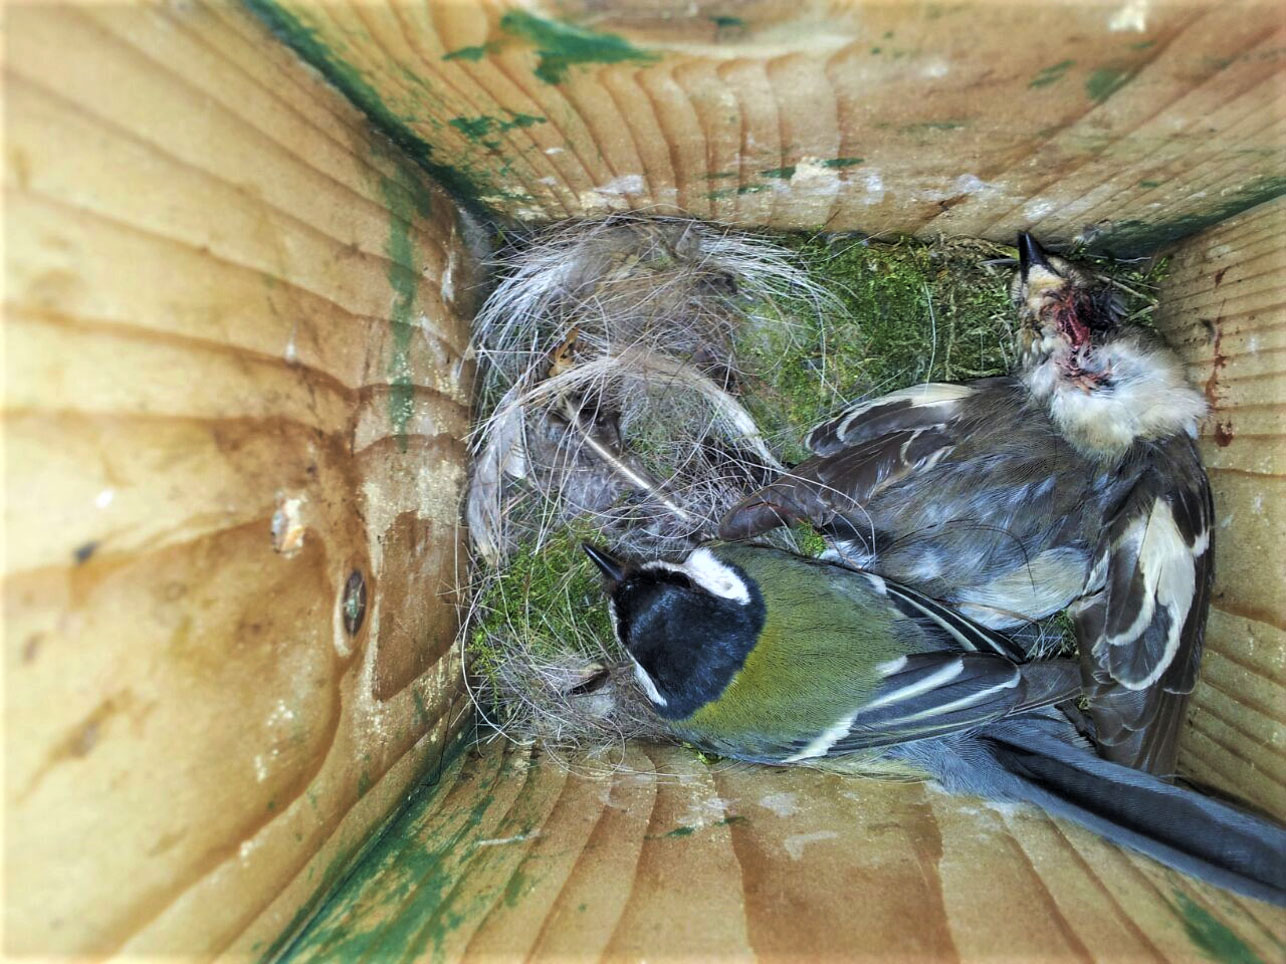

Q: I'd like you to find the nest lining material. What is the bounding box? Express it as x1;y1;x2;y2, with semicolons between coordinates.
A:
460;215;1166;767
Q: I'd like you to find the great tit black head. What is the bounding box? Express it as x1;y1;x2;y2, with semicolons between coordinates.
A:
583;544;765;719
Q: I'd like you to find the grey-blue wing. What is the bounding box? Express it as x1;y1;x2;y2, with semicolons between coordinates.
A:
790;652;1080;760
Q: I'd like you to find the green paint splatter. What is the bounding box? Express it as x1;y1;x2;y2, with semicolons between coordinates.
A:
379;172;422;448
705;171;737;180
716;814;748;827
1138;179;1163;188
1171;890;1264;964
443;42;501;62
738;184;769;194
821;157;865;168
1086;66;1135;103
664;825;695;838
243;0;495;220
1096;175;1286;254
273;748;498;964
412;687;432;726
870;46;882;55
1029;59;1074;89
449;116;494;141
760;165;796;179
500;10;657;84
1130;39;1157;51
502;112;545;130
449;112;548;142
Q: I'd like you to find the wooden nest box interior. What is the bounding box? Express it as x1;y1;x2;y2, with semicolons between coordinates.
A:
5;1;1283;959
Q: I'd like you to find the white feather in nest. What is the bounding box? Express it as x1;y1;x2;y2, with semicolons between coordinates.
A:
463;215;835;762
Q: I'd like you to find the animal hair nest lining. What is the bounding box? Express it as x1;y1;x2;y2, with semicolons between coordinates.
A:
460;214;1166;768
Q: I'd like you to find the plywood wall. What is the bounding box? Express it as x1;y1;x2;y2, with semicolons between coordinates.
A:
1152;197;1286;821
4;1;479;955
247;0;1284;250
278;742;1286;962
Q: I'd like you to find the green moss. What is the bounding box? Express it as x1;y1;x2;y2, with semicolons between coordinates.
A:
499;10;658;84
735;236;1014;461
821;157;865;169
760;165;797;180
791;524;829;558
468;523;616;707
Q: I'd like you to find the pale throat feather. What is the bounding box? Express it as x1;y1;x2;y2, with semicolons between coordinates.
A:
1021;335;1207;461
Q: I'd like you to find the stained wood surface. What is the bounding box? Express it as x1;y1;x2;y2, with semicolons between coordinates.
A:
248;0;1285;250
1153;197;1286;823
280;741;1285;962
4;1;479;956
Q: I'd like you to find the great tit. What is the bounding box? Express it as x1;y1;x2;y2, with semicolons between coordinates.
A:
585;542;1284;906
719;233;1212;779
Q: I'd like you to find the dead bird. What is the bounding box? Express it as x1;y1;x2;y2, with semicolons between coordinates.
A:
584;541;1282;906
720;233;1212;778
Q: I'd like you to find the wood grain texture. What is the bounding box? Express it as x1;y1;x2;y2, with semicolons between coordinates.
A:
3;1;480;956
1152;196;1286;822
249;0;1285;250
282;741;1286;962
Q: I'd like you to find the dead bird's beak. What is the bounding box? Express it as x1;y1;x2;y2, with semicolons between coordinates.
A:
1017;231;1051;281
582;543;626;584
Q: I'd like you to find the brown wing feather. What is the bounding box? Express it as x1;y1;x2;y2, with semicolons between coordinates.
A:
1075;437;1213;777
720;384;974;540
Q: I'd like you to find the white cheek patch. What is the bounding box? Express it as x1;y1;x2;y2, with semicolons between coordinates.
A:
611;596;669;707
641;548;751;605
631;656;667;707
681;548;752;604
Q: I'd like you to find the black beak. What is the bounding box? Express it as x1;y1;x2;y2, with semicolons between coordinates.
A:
582;543;625;583
1017;232;1051;280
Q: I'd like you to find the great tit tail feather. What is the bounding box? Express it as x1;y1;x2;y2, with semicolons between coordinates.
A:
975;715;1286;906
